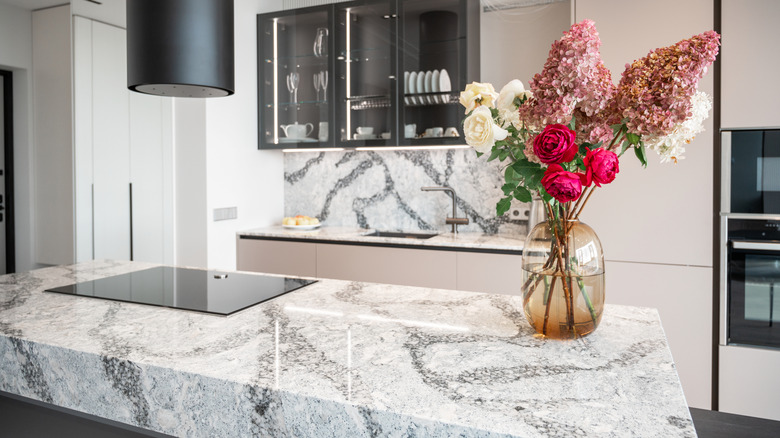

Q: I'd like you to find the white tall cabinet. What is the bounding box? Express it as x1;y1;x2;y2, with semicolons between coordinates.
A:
34;6;173;266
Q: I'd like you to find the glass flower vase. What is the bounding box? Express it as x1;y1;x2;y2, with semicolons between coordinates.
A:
521;218;605;339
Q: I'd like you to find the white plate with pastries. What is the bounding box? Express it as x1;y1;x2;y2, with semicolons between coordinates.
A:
283;224;321;230
282;215;321;230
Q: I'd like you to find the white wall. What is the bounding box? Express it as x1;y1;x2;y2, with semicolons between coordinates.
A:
173;0;285;270
0;3;37;272
573;0;715;409
202;0;285;270
480;1;572;89
174;99;208;269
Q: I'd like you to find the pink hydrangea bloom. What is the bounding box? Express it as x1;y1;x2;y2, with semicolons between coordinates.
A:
519;20;616;145
613;30;720;137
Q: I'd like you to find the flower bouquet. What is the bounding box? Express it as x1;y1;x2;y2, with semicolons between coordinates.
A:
461;20;720;339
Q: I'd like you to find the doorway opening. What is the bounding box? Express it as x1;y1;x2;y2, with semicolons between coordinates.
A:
0;69;16;274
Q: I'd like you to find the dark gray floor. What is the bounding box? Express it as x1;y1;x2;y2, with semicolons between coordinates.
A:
0;393;171;438
690;408;780;438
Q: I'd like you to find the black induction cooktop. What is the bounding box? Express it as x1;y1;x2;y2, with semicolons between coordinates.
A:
45;267;316;316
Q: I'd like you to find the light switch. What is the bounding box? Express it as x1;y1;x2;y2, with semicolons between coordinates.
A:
213;207;238;221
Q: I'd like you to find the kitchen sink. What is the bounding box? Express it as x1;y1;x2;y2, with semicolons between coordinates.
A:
362;231;438;240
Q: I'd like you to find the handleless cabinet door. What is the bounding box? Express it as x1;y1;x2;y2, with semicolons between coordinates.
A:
237;238;317;278
91;20;130;261
316;243;456;290
456;252;522;295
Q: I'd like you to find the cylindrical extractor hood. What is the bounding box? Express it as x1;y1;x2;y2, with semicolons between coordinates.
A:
127;0;235;98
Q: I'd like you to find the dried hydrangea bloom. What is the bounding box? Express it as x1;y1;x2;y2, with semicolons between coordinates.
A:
643;91;712;163
614;30;720;137
519;19;616;144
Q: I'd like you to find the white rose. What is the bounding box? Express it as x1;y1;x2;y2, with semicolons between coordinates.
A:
464;106;508;154
497;80;531;129
459;82;498;114
497;79;526;110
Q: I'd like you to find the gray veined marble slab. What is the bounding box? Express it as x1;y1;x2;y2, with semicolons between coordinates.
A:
284;148;530;235
239;226;526;253
0;260;696;437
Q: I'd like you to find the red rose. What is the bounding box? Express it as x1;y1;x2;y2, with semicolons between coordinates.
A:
541;164;585;203
533;124;578;164
583;147;619;187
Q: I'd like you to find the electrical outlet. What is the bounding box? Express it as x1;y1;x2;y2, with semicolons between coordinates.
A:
508;205;529;221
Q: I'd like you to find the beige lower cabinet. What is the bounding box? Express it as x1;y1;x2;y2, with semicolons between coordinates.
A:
236;238;317;278
456;252;523;295
236;237;522;293
316;243;457;290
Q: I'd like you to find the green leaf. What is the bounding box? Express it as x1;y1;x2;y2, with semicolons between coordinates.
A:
504;166;521;184
496;196;512;216
575;155;586;171
619;140;631;156
568;115;577;130
514;186;533;203
634;145;648;168
487;147;500;162
511;158;541;179
626;132;641;145
610;123;624;135
501;183;515;196
498;148;510;161
527;168;547;191
475;151;484;158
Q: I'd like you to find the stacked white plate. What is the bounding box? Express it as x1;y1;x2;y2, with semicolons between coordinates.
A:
403;68;452;105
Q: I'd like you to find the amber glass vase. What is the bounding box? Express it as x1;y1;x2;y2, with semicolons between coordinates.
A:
521;218;605;339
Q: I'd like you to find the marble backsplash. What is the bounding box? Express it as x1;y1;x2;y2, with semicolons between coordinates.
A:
284;148;528;234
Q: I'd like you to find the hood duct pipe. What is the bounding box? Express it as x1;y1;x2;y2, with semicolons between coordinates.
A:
127;0;235;98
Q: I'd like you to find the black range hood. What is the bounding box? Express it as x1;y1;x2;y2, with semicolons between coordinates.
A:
127;0;235;98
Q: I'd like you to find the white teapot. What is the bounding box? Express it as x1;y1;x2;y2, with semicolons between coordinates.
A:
281;122;314;140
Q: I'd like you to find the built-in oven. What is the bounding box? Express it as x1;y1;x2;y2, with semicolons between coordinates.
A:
721;218;780;348
719;129;780;420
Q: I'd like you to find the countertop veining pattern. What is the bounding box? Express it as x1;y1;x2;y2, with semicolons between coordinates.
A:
239;226;526;252
284;149;527;235
0;261;695;437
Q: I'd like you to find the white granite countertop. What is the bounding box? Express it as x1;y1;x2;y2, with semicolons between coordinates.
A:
0;260;695;437
239;226;525;253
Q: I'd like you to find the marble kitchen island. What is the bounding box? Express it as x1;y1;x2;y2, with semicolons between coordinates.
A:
0;261;696;437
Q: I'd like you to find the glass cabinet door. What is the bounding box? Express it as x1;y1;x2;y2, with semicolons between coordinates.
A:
258;7;332;149
335;1;397;146
399;0;468;145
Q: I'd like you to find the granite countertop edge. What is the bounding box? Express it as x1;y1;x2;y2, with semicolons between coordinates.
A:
237;226;526;253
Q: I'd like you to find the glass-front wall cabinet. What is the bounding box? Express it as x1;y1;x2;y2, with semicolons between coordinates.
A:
335;0;396;146
257;0;477;149
399;0;469;145
258;7;332;149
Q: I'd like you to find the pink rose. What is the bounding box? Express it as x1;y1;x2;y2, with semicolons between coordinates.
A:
583;147;619;187
541;164;585;203
533;124;578;164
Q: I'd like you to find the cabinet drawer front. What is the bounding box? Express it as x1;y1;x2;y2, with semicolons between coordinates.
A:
317;244;456;290
237;239;316;278
456;252;522;295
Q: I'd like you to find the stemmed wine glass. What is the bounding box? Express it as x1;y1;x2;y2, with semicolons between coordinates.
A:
286;72;299;104
319;71;328;102
313;73;321;102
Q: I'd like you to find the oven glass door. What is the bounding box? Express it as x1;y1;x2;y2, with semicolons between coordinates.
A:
728;241;780;348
